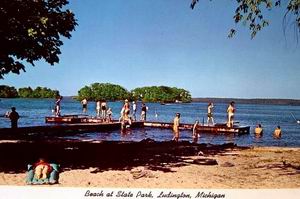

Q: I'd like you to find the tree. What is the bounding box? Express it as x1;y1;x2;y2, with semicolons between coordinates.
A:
191;0;300;39
0;0;77;78
18;86;59;98
31;86;59;98
131;86;192;103
18;87;34;98
0;85;18;98
77;83;130;101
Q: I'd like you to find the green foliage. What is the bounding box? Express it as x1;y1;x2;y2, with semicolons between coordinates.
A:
191;0;300;38
131;86;192;103
0;85;18;98
0;0;77;78
20;86;60;98
0;86;59;98
77;83;130;101
18;87;34;98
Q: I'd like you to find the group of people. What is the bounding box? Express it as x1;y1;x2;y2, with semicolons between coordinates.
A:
119;100;149;133
79;98;148;127
94;100;112;122
4;99;283;141
254;124;282;139
204;101;236;127
172;101;283;143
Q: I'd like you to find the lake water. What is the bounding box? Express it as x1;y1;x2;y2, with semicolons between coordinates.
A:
1;98;300;147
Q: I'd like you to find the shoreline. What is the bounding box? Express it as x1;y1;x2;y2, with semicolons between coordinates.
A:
0;140;299;188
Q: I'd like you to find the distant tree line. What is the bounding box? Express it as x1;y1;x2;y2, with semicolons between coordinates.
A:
192;97;300;106
0;85;59;98
77;83;192;103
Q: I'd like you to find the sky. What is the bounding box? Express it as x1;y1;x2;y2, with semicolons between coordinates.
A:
1;0;300;99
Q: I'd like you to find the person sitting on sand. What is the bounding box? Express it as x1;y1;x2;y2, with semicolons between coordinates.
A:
273;126;282;138
173;113;180;142
192;120;200;143
34;158;52;180
254;124;263;135
8;107;20;128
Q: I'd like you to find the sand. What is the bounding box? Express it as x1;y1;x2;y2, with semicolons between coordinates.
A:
0;140;299;188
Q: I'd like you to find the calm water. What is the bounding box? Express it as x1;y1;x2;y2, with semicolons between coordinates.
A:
1;98;300;147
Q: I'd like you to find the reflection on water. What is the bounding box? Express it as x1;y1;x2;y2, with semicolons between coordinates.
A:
0;98;300;147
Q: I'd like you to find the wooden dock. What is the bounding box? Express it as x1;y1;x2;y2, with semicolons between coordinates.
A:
0;116;250;139
46;116;250;134
143;122;250;135
45;115;106;124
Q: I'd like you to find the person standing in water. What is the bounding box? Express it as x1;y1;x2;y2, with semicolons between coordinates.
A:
173;113;181;142
207;102;215;126
9;107;20;128
273;126;282;138
227;101;235;127
81;98;88;113
254;123;263;136
192;120;200;143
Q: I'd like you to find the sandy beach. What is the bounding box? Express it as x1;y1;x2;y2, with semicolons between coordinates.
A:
0;139;299;188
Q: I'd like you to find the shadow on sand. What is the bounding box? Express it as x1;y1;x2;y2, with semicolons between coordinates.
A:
0;139;246;174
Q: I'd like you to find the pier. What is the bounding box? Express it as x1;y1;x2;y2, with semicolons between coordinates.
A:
0;116;250;139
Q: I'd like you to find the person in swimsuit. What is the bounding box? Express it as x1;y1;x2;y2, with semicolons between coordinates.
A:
227;101;235;127
100;101;107;120
192;120;200;143
96;100;101;117
254;123;263;136
140;103;147;121
106;108;113;122
8;107;20;128
207;102;215;126
173;113;181;142
33;158;52;180
120;109;132;134
81;98;88;113
54;96;62;117
132;101;137;121
273;126;282;138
